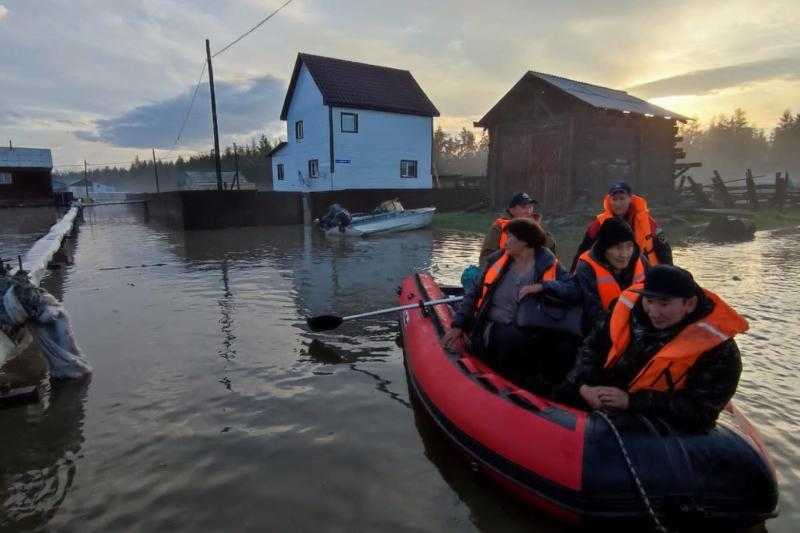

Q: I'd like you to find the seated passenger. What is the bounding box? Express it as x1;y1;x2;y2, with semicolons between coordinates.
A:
555;265;747;431
479;192;557;267
571;181;670;270
443;219;573;388
540;218;649;332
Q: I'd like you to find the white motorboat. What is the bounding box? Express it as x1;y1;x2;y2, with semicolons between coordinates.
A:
321;200;436;237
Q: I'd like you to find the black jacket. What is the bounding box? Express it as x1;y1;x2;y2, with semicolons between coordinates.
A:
555;292;743;431
452;248;567;348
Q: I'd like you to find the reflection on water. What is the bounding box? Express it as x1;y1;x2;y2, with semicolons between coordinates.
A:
0;204;797;532
0;380;89;530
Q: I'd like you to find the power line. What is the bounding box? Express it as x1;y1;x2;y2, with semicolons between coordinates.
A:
213;0;296;58
161;60;208;161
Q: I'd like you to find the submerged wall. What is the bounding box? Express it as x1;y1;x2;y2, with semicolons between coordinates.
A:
138;188;485;230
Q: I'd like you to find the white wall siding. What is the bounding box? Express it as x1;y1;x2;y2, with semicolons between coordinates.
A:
330;108;432;189
273;64;331;192
272;64;433;191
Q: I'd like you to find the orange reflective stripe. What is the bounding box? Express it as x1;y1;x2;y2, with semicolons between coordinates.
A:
604;288;748;393
542;260;558;282
495;218;511;250
474;252;510;311
579;251;646;311
596;194;659;266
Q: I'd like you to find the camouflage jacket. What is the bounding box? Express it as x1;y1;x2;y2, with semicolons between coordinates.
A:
556;293;743;431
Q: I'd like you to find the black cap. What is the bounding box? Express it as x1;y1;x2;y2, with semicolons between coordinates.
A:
508;192;537;208
595;218;635;254
632;265;700;299
608;181;632;195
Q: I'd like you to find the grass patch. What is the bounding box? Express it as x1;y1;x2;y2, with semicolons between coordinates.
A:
432;211;498;233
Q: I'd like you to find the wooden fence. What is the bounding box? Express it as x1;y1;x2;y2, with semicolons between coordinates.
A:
677;170;798;210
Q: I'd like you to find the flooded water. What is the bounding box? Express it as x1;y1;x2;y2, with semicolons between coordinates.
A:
1;205;798;532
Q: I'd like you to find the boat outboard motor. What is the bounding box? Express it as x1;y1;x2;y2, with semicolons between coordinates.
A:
319;204;352;232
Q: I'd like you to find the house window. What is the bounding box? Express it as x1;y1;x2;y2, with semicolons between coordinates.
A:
295;121;304;140
276;164;284;181
400;160;418;178
308;159;319;178
0;172;11;185
341;112;358;133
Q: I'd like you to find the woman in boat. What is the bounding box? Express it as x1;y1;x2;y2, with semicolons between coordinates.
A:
443;218;573;387
570;181;671;270
538;218;649;333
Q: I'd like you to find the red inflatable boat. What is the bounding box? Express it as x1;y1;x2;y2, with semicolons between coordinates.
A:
399;273;779;528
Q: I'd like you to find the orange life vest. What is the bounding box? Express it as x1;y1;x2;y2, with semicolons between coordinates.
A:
604;288;748;393
495;217;511;250
596;194;659;266
474;252;559;312
578;251;646;311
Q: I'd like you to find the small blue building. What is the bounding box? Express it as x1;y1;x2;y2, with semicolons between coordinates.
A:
270;53;440;192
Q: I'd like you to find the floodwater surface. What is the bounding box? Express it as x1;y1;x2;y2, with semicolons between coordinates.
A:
1;205;798;532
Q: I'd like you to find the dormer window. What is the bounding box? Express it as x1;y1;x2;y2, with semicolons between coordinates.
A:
341;112;358;133
295;121;304;140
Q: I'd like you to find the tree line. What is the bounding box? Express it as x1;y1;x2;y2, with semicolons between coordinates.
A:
56;135;280;193
680;109;800;180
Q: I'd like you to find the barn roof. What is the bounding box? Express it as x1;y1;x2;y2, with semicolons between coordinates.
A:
476;71;688;126
280;53;440;120
0;147;53;170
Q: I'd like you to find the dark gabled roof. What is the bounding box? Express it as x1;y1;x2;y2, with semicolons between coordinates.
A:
266;141;287;157
476;71;688;127
280;53;440;120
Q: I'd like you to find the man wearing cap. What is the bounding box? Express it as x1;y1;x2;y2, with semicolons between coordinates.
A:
571;182;670;271
555;265;747;431
479;192;556;267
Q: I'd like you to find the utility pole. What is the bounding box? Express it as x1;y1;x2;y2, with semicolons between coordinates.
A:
206;38;223;192
83;160;90;200
233;142;241;191
151;148;160;193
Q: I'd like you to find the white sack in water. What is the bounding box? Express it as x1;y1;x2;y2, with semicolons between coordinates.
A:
2;286;92;379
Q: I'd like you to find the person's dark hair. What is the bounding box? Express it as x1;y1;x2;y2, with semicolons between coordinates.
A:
505;218;547;248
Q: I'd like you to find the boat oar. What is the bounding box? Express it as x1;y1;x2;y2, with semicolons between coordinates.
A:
306;296;463;332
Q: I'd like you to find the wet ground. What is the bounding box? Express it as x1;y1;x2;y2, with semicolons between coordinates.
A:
0;204;798;531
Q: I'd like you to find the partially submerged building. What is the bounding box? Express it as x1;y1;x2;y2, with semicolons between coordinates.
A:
0;147;53;204
270;53;440;191
475;72;690;209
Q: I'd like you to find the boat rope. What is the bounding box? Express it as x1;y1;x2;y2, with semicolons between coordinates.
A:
596;410;670;533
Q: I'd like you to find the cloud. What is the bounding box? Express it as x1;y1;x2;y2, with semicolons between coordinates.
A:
75;75;286;149
0;5;8;22
628;55;800;98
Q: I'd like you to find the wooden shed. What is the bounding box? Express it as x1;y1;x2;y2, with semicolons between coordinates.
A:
475;72;690;210
0;147;53;204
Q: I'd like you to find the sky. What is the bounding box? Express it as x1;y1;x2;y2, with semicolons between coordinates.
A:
1;0;798;170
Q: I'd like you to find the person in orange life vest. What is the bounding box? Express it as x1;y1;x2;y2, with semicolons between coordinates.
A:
536;218;650;334
444;219;569;384
554;265;746;431
479;192;556;267
570;181;671;271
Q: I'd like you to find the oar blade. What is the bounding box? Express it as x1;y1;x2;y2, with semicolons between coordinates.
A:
306;314;344;332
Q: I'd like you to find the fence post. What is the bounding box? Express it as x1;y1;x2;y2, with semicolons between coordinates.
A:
686;176;712;207
773;171;787;210
745;169;759;210
712;170;734;207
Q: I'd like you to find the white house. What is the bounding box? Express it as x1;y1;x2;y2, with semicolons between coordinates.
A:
269;53;440;192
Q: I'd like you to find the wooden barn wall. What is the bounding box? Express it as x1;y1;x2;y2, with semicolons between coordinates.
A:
572;114;676;201
484;77;679;211
0;169;53;200
485;78;577;211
